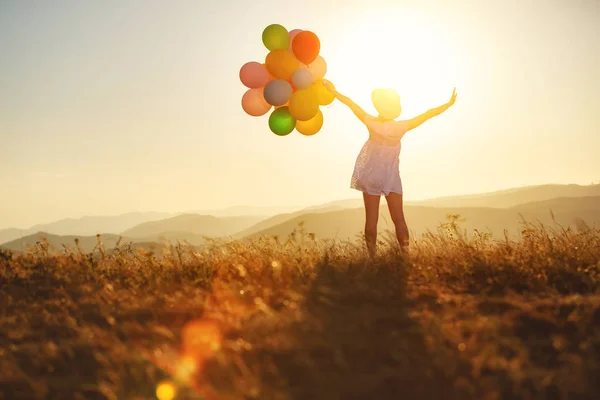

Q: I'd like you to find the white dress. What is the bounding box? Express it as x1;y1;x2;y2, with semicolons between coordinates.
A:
350;116;409;196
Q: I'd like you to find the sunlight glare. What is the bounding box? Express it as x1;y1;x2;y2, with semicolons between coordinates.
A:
330;8;462;116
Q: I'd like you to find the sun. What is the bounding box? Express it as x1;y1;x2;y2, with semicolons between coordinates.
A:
328;8;461;117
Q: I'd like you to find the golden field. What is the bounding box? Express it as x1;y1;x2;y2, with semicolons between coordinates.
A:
1;217;600;400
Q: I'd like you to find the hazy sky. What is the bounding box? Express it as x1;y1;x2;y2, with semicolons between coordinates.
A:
1;0;599;228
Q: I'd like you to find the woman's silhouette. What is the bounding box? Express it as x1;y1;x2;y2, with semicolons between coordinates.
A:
323;81;457;256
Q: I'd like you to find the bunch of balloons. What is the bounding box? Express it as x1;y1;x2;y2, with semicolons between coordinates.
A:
239;24;335;136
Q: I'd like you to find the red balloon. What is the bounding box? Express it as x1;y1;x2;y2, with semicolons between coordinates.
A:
292;31;320;65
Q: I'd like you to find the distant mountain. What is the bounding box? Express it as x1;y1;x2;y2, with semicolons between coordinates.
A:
0;232;131;253
301;199;364;212
234;185;600;239
190;205;304;217
509;196;600;213
28;211;174;235
409;184;600;209
0;228;27;246
232;206;349;239
122;214;265;243
2;196;598;252
289;184;600;216
0;212;174;245
241;197;600;241
131;231;212;246
3;184;598;247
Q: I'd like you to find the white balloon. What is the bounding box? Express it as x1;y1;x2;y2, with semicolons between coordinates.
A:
291;68;313;90
263;79;293;106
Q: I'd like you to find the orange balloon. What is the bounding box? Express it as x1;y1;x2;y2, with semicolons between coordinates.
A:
241;88;271;116
312;80;335;106
263;63;276;81
289;87;319;121
292;31;320;65
265;49;299;80
296;109;323;136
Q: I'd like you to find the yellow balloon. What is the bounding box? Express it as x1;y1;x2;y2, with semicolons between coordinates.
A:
289;87;319;121
296;109;323;136
312;80;335;105
265;49;299;80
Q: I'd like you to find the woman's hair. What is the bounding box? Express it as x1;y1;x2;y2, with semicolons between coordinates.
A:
371;88;401;120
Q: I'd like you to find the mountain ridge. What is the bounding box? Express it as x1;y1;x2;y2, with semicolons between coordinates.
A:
3;183;599;248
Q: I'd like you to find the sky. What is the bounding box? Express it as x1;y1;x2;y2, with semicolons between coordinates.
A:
1;0;599;229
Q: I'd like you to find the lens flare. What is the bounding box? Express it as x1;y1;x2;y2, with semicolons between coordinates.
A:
175;355;197;382
139;319;224;400
181;319;222;358
156;381;176;400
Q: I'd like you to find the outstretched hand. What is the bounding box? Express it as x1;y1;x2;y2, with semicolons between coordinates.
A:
447;87;458;107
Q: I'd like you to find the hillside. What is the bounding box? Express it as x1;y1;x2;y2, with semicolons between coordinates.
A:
302;199;364;212
131;231;217;246
232;206;349;239
0;232;131;253
0;228;27;247
191;205;303;217
508;195;600;213
234;184;600;239
3;185;599;247
122;214;265;242
6;196;595;252
243;197;600;241
0;212;173;245
310;184;600;213
411;183;600;208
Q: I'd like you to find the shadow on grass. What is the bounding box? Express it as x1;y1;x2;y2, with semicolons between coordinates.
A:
281;258;462;399
204;254;467;399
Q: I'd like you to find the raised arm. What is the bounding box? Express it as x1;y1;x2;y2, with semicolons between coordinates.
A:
407;88;457;131
323;80;368;123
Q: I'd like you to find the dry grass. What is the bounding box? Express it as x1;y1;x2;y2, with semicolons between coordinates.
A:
1;217;600;399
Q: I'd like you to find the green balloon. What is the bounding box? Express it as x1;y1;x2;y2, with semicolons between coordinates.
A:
269;107;296;136
262;24;290;51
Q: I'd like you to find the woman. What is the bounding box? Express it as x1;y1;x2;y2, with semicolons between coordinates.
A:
323;81;457;256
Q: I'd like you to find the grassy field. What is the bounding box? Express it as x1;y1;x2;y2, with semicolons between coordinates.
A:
1;217;600;399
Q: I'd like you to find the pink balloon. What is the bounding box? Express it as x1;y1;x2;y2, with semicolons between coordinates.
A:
240;62;270;89
289;29;302;43
308;56;327;80
291;68;313;90
242;88;271;116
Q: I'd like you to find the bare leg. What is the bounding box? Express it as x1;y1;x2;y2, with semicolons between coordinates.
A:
385;192;409;250
363;193;381;258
